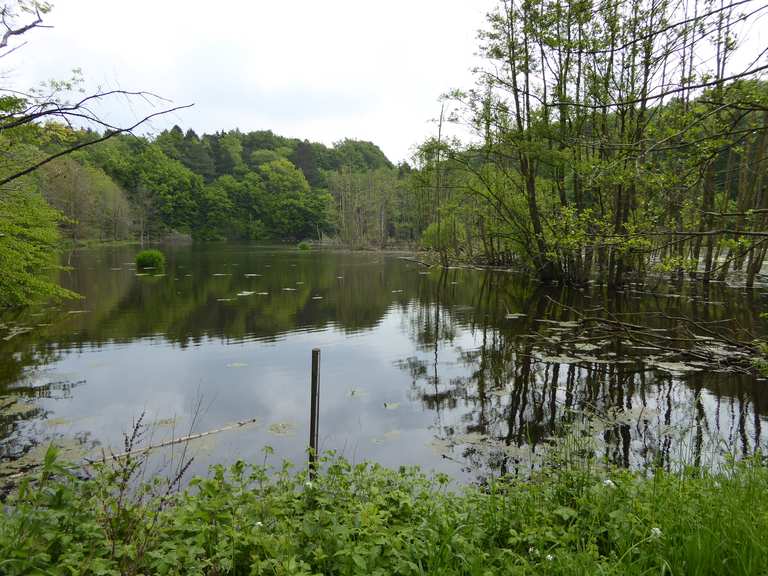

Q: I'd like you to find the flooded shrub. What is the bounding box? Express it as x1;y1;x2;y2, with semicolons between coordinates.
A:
135;249;165;269
297;241;311;251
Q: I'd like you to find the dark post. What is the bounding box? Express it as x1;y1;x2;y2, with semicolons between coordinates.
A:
309;348;320;478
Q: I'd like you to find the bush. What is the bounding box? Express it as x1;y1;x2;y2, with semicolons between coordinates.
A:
135;249;165;269
297;240;311;251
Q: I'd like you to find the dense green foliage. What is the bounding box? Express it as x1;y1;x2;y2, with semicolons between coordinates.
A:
2;446;767;575
135;249;165;269
0;185;75;308
408;0;768;287
41;129;397;244
0;70;74;307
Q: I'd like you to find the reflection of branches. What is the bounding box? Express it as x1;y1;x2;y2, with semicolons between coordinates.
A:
544;295;758;372
398;277;767;480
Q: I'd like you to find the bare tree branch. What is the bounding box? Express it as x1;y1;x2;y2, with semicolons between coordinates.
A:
0;102;195;187
0;6;50;50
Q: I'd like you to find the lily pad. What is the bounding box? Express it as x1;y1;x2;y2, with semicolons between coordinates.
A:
1;399;38;417
428;438;453;456
44;417;74;428
574;343;600;352
647;360;699;374
578;356;619;365
454;432;488;444
537;319;579;328
268;422;296;436
539;355;581;364
3;327;32;341
153;417;178;428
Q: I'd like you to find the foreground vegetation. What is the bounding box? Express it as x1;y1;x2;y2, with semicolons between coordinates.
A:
2;444;767;575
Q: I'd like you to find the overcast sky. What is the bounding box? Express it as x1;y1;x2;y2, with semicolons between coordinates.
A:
8;0;498;163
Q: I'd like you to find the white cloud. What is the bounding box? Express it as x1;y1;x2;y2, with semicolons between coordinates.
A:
7;0;498;162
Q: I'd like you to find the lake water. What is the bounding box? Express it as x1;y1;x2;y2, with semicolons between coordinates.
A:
1;244;767;483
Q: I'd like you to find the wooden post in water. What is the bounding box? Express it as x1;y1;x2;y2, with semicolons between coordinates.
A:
309;348;320;479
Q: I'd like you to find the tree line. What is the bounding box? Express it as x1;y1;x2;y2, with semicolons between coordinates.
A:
4;0;768;308
35;127;403;245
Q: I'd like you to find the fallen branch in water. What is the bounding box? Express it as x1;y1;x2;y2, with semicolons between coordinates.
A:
87;417;259;464
1;417;260;485
399;256;432;267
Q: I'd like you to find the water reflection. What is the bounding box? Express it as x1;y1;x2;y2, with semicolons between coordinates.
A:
1;244;766;482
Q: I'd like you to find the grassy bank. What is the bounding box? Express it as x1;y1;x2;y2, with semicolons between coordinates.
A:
1;447;767;575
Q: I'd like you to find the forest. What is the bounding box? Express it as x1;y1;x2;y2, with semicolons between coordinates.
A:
2;3;767;313
2;0;768;307
35;126;400;245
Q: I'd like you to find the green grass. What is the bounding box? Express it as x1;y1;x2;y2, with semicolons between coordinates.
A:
1;445;767;575
135;249;166;269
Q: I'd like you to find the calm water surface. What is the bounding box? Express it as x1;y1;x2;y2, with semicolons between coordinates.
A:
1;244;767;482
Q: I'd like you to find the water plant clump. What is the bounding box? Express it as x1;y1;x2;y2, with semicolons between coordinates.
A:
297;240;311;251
135;249;166;270
2;444;768;575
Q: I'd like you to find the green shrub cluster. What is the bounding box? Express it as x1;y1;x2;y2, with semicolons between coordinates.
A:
135;249;166;269
1;447;767;575
297;241;311;251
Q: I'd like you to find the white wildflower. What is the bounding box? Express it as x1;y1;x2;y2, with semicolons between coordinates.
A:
255;521;263;528
305;481;313;489
545;554;554;561
603;479;616;488
650;527;663;540
528;546;539;557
